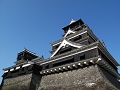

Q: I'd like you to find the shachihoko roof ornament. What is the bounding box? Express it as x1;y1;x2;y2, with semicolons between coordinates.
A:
70;19;76;24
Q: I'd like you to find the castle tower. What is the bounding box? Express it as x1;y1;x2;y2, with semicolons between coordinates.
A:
39;19;120;90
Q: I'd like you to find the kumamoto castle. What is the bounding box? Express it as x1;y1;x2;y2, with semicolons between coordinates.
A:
0;19;120;90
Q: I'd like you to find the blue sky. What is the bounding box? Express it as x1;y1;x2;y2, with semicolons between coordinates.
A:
0;0;120;82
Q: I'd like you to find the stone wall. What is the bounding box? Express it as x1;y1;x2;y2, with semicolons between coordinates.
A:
38;65;118;90
1;74;32;90
98;65;120;89
1;65;119;90
29;74;41;90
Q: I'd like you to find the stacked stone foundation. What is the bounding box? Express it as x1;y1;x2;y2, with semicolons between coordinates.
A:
38;65;119;90
1;74;41;90
1;74;32;90
1;65;119;90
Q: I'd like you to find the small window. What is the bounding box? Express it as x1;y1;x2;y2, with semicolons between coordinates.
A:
60;48;71;54
53;58;74;67
80;54;85;60
74;35;82;41
45;64;49;69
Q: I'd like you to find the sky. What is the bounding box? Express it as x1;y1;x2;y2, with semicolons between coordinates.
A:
0;0;120;83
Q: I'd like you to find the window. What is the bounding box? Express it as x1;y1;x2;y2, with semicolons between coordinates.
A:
60;48;71;54
53;58;74;67
80;54;85;60
45;64;49;69
74;35;82;41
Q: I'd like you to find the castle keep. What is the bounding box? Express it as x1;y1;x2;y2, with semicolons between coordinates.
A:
1;19;120;90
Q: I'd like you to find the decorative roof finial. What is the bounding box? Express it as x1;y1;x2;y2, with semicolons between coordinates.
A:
70;19;75;24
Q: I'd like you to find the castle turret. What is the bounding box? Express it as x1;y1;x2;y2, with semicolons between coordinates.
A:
1;48;44;90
